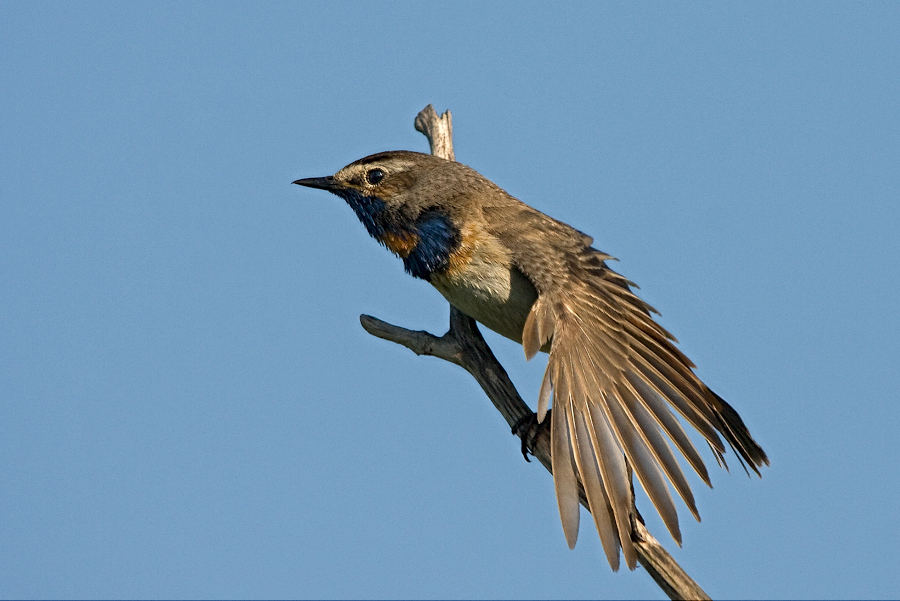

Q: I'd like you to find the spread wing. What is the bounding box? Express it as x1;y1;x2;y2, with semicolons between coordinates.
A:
485;203;768;571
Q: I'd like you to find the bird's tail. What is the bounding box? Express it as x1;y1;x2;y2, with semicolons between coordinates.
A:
707;389;769;476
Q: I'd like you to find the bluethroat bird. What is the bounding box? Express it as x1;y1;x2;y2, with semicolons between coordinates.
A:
293;150;768;571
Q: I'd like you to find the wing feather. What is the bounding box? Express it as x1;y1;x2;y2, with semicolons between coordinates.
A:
482;201;767;569
616;378;699;523
565;327;636;568
627;373;711;486
574;406;629;570
550;367;580;549
564;316;683;547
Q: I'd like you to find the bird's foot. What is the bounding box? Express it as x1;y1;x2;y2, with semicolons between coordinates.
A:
511;410;551;463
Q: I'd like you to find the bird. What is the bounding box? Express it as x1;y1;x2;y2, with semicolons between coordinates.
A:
293;150;768;571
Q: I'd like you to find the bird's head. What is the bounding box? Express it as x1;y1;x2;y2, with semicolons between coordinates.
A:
293;150;477;279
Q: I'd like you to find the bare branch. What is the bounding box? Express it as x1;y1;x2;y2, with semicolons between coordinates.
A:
357;105;711;601
414;104;455;161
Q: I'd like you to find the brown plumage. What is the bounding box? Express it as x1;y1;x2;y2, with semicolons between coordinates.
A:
294;151;768;571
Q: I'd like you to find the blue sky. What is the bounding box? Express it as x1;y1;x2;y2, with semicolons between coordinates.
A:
2;2;898;599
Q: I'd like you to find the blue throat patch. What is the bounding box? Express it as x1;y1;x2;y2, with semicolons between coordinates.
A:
404;211;459;280
334;189;459;281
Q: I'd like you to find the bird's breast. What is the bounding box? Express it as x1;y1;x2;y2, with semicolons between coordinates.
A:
428;223;537;345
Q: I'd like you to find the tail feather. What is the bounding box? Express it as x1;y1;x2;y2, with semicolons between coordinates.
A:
708;390;770;476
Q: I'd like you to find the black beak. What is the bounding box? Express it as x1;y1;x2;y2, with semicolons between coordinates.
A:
292;176;341;192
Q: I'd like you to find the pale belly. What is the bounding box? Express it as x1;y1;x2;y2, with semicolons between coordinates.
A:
429;258;538;346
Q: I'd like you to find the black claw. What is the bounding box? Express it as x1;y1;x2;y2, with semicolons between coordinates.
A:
512;411;552;463
511;413;534;461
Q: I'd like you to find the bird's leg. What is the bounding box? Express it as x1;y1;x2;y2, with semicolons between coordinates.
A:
511;408;552;462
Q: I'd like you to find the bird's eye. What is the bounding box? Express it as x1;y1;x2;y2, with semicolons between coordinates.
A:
366;168;385;185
